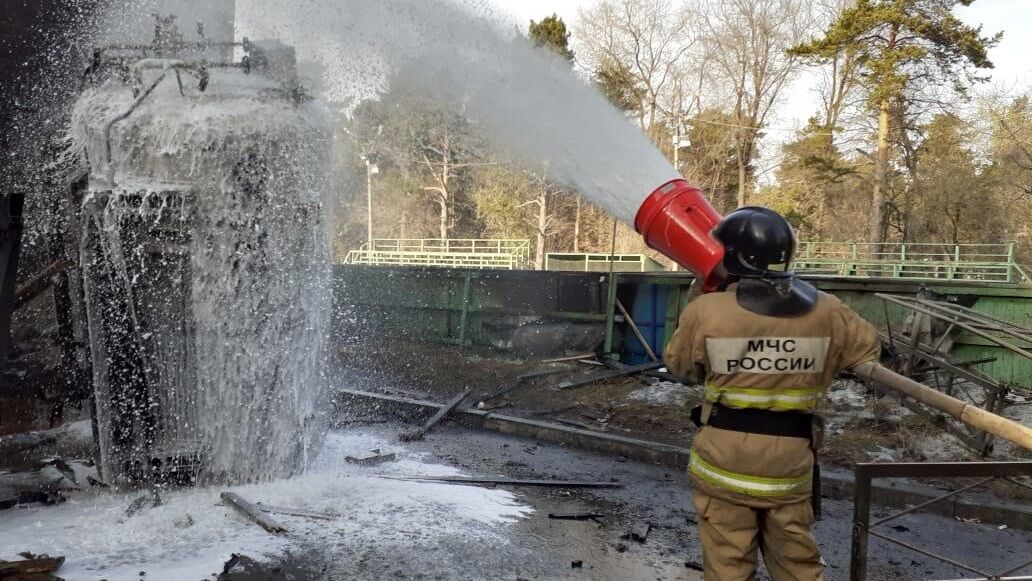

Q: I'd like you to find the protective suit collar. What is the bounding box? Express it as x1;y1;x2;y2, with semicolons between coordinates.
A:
735;276;818;317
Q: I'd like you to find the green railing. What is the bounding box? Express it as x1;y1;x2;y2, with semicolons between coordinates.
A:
342;239;531;270
794;242;1030;284
544;253;666;273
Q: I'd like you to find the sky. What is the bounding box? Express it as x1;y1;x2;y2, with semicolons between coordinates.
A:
492;0;1032;156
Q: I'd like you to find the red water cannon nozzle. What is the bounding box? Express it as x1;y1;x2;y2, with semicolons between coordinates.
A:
634;179;725;292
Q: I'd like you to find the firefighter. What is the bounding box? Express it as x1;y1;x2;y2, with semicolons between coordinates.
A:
664;206;880;581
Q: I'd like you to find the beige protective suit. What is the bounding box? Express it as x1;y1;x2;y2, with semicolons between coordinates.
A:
665;284;879;581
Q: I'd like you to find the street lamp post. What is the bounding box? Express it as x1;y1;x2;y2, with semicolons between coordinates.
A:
672;133;691;170
361;154;379;246
671;134;691;272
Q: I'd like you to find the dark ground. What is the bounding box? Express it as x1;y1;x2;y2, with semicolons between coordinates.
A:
2;390;1029;580
333;341;1030;471
230;422;1032;581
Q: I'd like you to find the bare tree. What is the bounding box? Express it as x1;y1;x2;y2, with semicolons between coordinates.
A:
703;0;812;206
417;127;460;240
519;171;569;269
574;0;700;141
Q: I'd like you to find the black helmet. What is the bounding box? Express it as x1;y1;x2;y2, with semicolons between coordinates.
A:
712;206;796;278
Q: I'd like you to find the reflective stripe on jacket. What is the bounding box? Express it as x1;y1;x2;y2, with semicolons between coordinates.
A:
690;449;811;497
704;384;821;411
664;286;880;507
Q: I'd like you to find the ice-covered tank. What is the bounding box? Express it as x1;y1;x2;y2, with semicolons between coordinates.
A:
66;18;331;486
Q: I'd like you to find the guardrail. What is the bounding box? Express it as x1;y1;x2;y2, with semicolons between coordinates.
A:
795;242;1029;283
544;253;665;273
342;239;532;270
850;462;1032;581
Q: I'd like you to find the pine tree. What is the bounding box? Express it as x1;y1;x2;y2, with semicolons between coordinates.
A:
529;14;575;62
790;0;1000;244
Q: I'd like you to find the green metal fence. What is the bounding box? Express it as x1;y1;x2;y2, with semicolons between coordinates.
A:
794;242;1030;283
342;239;531;270
545;253;666;273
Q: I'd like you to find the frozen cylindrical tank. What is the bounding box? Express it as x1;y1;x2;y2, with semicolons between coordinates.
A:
68;32;332;486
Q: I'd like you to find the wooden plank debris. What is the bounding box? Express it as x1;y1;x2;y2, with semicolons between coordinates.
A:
556;362;663;390
387;476;623;488
399;389;470;441
0;554;65;578
541;353;596;364
345;452;397;466
221;492;287;534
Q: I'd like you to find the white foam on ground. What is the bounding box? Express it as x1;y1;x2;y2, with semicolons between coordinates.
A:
0;428;531;581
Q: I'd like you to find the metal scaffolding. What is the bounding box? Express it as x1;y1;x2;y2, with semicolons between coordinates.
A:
876;291;1032;455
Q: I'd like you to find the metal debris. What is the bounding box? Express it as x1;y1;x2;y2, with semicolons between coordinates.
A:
385;476;623;488
0;433;58;457
86;475;109;488
541;353;596;364
517;367;572;382
399;389;470;441
120;489;162;522
548;511;605;521
256;502;338;521
0;554;65;580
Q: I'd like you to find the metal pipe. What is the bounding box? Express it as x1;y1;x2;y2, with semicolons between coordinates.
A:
852;361;1032;451
104;60;211;168
103;68;173;166
878;294;1032;359
866;529;994;578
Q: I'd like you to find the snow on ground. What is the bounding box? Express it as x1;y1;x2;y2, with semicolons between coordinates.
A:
627;380;698;407
825;379;871;408
0;427;532;581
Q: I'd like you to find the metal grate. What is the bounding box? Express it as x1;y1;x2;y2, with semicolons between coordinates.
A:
850;462;1032;581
